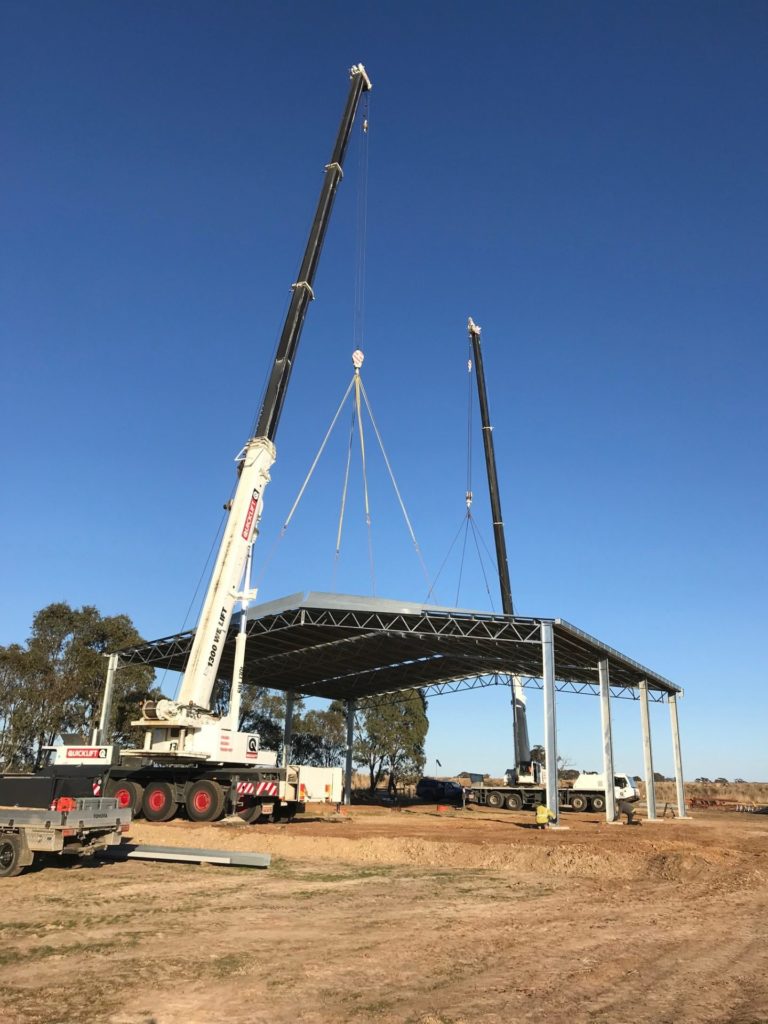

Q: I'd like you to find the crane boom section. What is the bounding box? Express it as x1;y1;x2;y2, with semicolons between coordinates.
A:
176;65;371;712
177;438;274;707
255;64;371;442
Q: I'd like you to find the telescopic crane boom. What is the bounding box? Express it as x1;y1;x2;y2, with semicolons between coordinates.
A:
467;317;531;770
144;64;372;736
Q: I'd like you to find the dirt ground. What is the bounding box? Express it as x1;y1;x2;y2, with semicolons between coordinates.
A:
2;803;767;1024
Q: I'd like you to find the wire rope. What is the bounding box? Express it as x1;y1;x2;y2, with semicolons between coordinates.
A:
354;374;376;594
333;392;358;591
358;379;432;590
423;513;469;604
468;514;497;611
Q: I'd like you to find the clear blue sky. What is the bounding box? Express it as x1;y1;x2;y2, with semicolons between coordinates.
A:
2;2;766;781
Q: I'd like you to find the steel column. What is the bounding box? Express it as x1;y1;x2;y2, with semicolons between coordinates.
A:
669;694;688;817
93;653;119;745
282;691;295;769
639;679;657;820
598;659;617;823
344;699;356;806
541;622;559;822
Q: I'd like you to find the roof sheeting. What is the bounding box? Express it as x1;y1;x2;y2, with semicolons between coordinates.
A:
117;592;681;701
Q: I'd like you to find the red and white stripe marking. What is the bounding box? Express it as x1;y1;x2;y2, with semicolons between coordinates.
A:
236;780;278;797
92;780;102;797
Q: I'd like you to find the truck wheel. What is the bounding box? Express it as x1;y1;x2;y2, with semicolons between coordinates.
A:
235;799;263;824
185;781;225;822
106;780;144;818
591;795;605;812
570;794;588;812
486;791;505;809
142;782;178;822
505;793;523;810
0;835;28;878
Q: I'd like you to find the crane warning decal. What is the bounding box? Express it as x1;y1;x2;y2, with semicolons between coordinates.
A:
241;489;259;540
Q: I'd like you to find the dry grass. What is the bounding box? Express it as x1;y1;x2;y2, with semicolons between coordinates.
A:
649;780;768;805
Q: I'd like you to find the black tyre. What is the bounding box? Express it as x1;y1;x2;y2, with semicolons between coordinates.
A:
505;792;524;810
591;795;606;812
142;782;178;822
235;799;264;824
570;794;588;812
486;791;505;809
0;835;29;878
106;779;144;818
185;780;225;822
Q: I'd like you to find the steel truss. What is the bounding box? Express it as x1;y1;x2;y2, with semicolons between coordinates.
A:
116;594;680;704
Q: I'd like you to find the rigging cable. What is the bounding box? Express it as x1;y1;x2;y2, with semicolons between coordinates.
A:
354;361;377;594
358;377;432;590
333;386;358;591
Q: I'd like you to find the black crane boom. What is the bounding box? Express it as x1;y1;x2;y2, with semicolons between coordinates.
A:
255;63;372;442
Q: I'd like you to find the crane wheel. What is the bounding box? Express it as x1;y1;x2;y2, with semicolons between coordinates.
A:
142;782;178;822
570;794;588;812
235;798;263;824
0;835;27;878
505;793;523;810
486;791;505;809
185;781;225;822
591;795;605;812
106;779;144;818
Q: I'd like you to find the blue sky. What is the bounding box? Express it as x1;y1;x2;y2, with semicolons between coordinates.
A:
2;2;766;781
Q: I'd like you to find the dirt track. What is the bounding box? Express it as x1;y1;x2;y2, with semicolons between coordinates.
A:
2;804;767;1024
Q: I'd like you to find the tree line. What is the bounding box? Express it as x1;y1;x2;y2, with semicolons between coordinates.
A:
1;603;428;791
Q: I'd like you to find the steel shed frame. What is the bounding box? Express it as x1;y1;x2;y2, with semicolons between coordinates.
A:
115;592;688;822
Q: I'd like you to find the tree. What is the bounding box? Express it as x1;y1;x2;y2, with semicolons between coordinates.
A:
530;745;545;765
354;690;428;794
292;706;347;767
0;603;156;771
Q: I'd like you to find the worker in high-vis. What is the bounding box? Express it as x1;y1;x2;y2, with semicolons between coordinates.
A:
535;804;556;829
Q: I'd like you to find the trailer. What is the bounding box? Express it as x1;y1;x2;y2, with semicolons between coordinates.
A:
0;790;130;878
463;770;639;813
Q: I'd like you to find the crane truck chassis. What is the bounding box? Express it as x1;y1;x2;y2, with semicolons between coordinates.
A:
37;744;342;824
463;770;640;813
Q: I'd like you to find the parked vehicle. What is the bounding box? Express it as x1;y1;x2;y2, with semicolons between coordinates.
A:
416;778;464;803
463;766;639;812
0;789;129;878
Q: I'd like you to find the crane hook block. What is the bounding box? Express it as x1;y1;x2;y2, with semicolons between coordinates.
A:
352;349;365;369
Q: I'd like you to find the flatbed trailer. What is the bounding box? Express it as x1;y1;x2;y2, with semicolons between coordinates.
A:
0;797;130;877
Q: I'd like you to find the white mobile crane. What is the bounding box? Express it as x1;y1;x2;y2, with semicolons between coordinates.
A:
41;64;372;823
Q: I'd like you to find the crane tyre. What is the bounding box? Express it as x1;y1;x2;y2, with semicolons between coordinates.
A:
142;782;178;822
486;791;505;809
0;835;27;878
235;799;263;824
185;781;225;822
106;779;144;818
505;792;524;810
570;794;588;812
591;795;605;812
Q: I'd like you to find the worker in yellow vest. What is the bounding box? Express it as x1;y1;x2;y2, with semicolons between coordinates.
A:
535;804;556;829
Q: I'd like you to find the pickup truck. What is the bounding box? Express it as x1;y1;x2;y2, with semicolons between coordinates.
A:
1;796;130;877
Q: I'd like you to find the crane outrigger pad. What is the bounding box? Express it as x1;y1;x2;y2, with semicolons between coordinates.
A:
116;592;681;704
